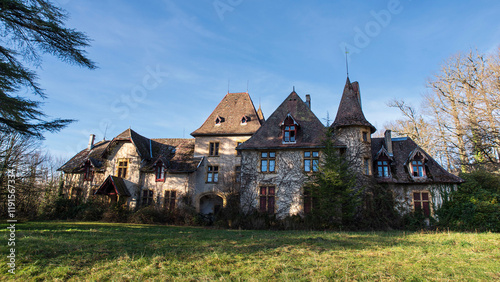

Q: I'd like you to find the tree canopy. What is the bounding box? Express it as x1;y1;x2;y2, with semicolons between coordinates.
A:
0;0;96;138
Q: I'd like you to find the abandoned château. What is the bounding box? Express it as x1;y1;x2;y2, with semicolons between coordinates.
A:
59;77;463;217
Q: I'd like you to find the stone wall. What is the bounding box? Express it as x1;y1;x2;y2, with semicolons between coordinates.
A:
240;149;310;217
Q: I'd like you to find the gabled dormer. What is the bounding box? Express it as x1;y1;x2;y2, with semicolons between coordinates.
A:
406;149;428;178
241;115;249;125
375;146;393;178
237;89;325;150
215;115;225;125
281;114;299;144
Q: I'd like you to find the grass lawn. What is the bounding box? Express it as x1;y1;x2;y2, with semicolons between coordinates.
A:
1;221;499;281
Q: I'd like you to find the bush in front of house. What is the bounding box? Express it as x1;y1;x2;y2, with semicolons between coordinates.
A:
436;169;500;232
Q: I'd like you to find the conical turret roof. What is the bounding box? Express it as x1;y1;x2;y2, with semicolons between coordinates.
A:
331;77;376;133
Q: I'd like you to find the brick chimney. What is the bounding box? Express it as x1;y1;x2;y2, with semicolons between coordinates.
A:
305;94;311;109
88;134;95;150
384;130;393;156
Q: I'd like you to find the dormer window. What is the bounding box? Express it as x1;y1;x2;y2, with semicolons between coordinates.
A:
375;146;392;178
241;116;249;125
411;160;425;177
215;116;225;125
155;161;165;182
377;160;390;177
83;160;93;181
409;151;427;178
281;114;299;144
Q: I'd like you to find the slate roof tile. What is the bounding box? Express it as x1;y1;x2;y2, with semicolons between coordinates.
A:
191;92;263;136
238;91;326;150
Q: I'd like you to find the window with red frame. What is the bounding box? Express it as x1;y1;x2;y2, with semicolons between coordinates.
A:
413;191;430;217
282;116;297;143
83;161;93;181
155;161;165;181
259;186;275;214
411;160;425;177
164;190;176;210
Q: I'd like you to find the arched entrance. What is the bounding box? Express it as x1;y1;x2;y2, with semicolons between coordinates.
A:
199;193;224;215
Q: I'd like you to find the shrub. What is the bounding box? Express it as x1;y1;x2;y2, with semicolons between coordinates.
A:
128;206;166;224
436;170;500;232
102;203;130;223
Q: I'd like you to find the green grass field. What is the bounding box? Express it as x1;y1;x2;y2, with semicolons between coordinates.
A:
1;221;499;281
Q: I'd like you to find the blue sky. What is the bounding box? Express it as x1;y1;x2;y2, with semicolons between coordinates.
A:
36;0;500;158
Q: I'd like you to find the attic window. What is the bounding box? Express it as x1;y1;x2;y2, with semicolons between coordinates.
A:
215;116;225;125
282;115;298;144
410;152;426;178
241;116;249;125
155;161;165;182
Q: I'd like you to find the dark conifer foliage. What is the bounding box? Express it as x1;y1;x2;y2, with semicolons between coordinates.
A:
0;0;95;138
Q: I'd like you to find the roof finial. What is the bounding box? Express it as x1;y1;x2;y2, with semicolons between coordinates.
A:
227;79;230;94
246;80;249;93
293;86;295;92
345;46;349;78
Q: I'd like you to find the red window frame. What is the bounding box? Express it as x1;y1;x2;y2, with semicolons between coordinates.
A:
155;161;165;182
259;186;275;214
413;191;430;217
83;161;93;181
411;160;425;177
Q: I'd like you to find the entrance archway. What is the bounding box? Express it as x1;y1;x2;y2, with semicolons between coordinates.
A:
199;193;224;215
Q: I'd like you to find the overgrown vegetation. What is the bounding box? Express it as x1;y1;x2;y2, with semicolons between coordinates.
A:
1;221;498;281
437;170;500;232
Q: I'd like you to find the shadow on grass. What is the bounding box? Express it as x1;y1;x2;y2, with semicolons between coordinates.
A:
8;221;421;270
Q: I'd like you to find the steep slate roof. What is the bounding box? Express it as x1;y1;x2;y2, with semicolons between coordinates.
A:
59;129;199;174
332;77;376;133
191;92;263;136
58;140;111;173
238;91;326;150
114;128;153;158
371;137;463;184
148;138;202;173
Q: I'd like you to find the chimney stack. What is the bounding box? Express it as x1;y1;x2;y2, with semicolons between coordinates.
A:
384;130;393;156
305;94;311;109
88;134;95;150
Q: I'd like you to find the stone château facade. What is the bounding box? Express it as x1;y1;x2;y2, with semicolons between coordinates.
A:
59;78;462;218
